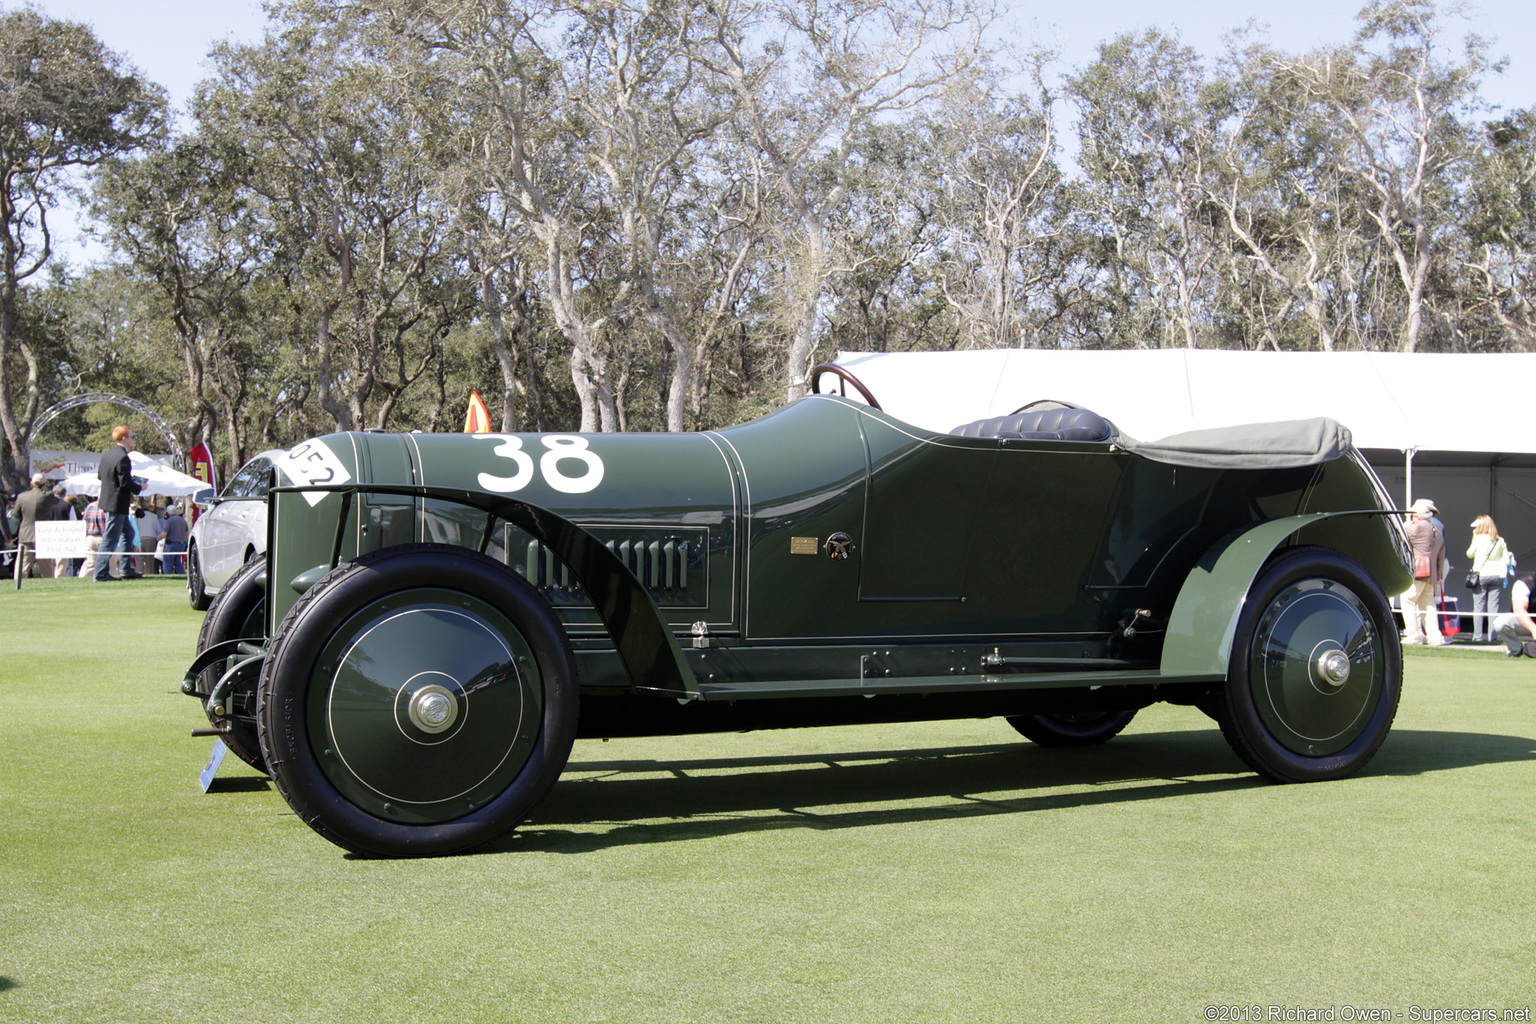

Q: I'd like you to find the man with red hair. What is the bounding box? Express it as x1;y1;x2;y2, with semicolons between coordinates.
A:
94;425;144;581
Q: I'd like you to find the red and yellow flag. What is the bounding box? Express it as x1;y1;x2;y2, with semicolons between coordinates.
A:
463;391;492;433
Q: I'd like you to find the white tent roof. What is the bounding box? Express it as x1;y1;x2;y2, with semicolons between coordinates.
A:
62;451;209;498
835;349;1520;454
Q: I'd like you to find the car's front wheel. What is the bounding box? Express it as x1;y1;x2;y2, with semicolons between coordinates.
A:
1213;546;1401;782
187;544;211;611
256;544;578;858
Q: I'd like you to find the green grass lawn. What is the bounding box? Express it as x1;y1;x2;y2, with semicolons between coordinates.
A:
3;578;1533;1023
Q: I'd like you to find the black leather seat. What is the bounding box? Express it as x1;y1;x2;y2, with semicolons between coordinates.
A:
951;406;1113;442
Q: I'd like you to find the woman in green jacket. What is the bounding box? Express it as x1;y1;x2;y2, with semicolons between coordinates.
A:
1467;515;1510;642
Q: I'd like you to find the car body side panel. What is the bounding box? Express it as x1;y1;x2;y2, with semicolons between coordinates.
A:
723;400;1139;641
712;400;868;640
857;415;990;600
965;442;1127;631
401;430;740;633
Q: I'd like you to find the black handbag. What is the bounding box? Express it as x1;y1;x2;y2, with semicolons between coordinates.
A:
1466;570;1481;589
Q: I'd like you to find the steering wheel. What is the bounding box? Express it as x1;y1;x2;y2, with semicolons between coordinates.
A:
808;363;882;410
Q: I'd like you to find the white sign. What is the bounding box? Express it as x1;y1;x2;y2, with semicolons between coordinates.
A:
34;521;87;559
276;440;353;507
199;739;229;793
31;449;175;480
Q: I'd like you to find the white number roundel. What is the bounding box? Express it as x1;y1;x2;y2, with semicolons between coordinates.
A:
539;436;604;494
474;434;604;495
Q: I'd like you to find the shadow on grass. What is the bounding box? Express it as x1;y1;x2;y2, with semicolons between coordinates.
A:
204;775;271;793
1370;727;1536;776
0;977;16;994
496;727;1536;855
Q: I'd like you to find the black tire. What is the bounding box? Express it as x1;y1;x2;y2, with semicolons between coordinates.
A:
1006;710;1137;746
256;543;579;858
187;544;211;610
1213;546;1402;783
194;553;269;771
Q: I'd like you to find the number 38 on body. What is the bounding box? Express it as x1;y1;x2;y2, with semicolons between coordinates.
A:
475;435;605;495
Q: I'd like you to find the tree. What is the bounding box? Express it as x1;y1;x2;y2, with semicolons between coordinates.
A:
0;7;163;488
1205;38;1361;351
354;0;626;432
931;51;1065;348
93;132;264;457
1272;0;1493;351
1069;29;1220;350
698;0;992;397
196;18;464;432
1460;109;1536;349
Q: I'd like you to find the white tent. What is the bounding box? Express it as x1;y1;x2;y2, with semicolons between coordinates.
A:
834;349;1536;622
62;451;209;499
834;348;1518;452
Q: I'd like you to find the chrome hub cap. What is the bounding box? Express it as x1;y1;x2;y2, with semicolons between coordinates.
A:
407;683;460;734
1313;648;1352;689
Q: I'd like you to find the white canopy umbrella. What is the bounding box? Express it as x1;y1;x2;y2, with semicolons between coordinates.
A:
62;451;210;499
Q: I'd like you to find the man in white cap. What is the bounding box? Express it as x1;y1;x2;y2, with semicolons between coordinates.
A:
158;502;189;574
1402;497;1448;645
10;473;58;579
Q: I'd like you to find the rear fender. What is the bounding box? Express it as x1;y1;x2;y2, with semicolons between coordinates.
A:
1160;511;1410;678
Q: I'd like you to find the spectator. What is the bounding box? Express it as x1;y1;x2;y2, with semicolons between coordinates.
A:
0;494;15;575
1493;571;1536;658
136;502;162;575
95;426;144;581
130;502;153;575
159;503;188;574
12;472;58;580
47;484;78;577
1466;515;1510;643
1402;497;1448;646
81;497;106;578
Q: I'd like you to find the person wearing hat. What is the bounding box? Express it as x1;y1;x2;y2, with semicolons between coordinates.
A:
157;502;189;575
10;472;59;579
1402;497;1448;645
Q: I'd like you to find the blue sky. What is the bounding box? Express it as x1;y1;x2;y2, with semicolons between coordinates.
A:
19;0;1536;260
25;0;1534;113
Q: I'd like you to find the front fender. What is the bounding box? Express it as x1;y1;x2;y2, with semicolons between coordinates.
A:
270;483;698;699
1160;511;1410;679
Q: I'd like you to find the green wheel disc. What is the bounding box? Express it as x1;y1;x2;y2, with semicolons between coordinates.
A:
307;587;542;824
1247;578;1383;758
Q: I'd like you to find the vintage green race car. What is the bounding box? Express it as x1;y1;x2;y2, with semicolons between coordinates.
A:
182;363;1411;857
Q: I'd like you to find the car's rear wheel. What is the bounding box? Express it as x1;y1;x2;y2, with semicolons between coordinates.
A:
1213;546;1401;782
1006;710;1137;746
187;544;211;610
256;544;578;858
194;554;269;771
